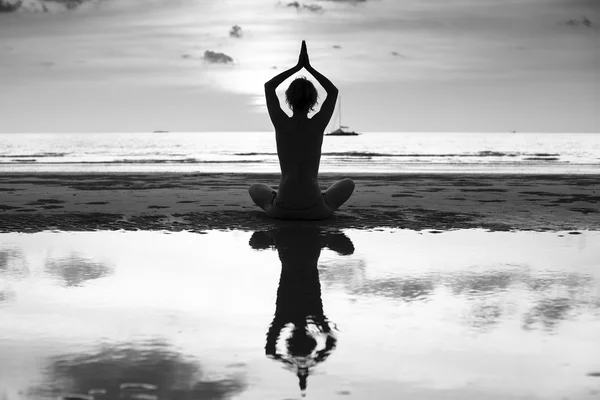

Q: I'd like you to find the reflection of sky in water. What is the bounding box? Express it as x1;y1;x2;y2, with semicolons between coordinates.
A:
0;229;599;399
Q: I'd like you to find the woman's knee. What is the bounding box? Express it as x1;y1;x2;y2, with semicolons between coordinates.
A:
248;183;260;196
337;178;355;196
343;178;355;192
249;183;274;208
249;183;269;197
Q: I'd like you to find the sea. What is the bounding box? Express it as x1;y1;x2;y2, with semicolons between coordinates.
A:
0;132;598;174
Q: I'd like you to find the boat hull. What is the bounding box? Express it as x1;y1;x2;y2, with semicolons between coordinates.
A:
325;128;360;136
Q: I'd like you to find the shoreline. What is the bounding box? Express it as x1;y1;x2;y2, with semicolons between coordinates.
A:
1;172;599;233
2;165;600;174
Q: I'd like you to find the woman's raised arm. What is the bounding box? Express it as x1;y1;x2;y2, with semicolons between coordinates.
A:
264;64;302;91
301;42;338;127
263;43;307;124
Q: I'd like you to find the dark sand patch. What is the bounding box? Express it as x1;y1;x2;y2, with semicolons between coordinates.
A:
459;188;508;193
0;210;510;233
574;178;600;186
569;208;597;215
40;205;64;210
423;188;445;192
520;191;558;196
25;198;65;206
552;195;600;204
450;180;494;187
505;183;533;187
1;173;599;233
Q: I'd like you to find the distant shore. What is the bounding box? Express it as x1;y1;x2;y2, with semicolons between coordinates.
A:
0;173;598;233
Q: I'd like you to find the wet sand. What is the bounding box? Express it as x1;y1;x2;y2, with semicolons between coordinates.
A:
0;173;599;232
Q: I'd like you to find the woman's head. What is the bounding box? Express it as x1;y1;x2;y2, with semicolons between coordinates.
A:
285;76;318;114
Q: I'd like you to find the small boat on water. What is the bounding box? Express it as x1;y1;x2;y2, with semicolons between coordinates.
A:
327;126;359;136
325;96;360;136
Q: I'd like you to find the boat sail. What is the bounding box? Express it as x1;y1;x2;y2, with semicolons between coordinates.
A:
325;96;360;136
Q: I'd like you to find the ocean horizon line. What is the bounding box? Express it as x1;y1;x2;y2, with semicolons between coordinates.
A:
1;131;599;135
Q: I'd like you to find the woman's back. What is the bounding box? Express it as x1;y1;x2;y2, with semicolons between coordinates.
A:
275;117;325;206
276;118;324;175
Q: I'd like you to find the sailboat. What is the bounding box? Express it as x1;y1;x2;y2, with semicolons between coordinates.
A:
325;96;360;136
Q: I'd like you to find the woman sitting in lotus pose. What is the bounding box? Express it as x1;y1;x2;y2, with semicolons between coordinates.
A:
249;41;355;220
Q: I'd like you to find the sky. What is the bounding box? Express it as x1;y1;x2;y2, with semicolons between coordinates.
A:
0;0;598;133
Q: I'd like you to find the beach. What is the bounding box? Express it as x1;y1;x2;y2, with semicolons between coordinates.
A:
2;146;600;400
1;172;598;233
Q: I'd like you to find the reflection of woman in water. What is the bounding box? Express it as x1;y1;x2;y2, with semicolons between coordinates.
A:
249;41;355;220
250;226;354;395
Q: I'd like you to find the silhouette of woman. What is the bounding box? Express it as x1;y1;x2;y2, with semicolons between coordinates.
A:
249;226;354;396
248;41;355;220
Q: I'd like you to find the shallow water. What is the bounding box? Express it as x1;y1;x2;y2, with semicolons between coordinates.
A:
1;229;599;400
1;132;599;174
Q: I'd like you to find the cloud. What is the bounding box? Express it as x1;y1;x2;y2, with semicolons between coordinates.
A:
229;24;243;38
303;3;323;12
566;16;594;27
203;50;234;64
286;1;324;12
49;0;87;10
0;0;104;12
0;0;22;12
